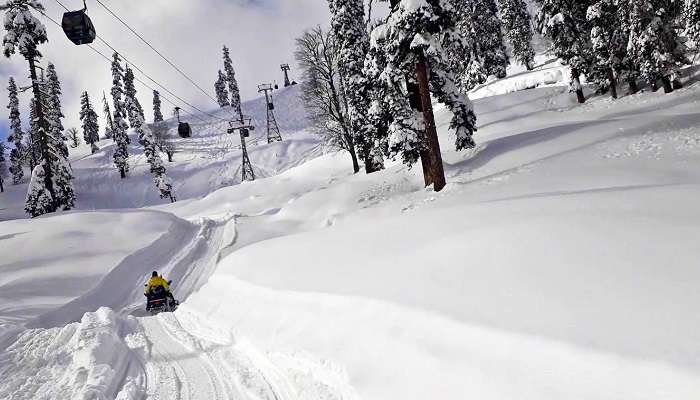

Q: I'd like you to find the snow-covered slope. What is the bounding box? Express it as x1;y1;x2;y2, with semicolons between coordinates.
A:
0;84;320;221
2;61;700;400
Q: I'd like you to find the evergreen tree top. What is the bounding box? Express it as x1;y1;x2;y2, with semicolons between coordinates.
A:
1;0;47;59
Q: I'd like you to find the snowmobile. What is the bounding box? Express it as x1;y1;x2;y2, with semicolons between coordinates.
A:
146;281;179;315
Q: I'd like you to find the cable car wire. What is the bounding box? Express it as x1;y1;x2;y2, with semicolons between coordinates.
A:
50;0;229;123
37;8;211;124
91;0;221;106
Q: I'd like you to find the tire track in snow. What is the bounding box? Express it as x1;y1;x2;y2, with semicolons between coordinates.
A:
141;315;231;400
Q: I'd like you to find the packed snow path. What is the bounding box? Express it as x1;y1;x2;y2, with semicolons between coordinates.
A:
139;312;290;400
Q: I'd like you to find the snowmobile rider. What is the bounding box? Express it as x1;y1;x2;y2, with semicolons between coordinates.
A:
144;271;175;308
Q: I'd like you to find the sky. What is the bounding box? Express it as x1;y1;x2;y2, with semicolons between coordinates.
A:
0;0;340;142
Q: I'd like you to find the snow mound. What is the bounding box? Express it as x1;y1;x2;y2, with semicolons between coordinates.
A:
0;307;146;400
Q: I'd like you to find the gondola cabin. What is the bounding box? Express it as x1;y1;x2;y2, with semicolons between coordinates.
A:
178;122;192;138
62;10;96;45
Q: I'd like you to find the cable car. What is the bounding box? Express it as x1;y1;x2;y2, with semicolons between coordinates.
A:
178;122;192;138
62;1;96;45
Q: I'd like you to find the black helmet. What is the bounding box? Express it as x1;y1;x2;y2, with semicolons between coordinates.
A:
152;271;158;277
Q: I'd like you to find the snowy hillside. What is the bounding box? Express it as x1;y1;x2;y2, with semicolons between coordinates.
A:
0;85;320;221
2;60;700;400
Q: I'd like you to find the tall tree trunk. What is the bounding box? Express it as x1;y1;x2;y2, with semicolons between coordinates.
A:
607;68;618;99
28;56;57;212
661;76;673;93
651;80;659;92
406;78;433;187
0;176;4;193
415;55;446;192
571;68;586;104
120;167;126;179
628;79;638;95
345;134;361;174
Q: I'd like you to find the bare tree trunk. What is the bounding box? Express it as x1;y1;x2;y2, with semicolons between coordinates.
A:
571;68;586;104
28;56;57;212
607;68;618;99
661;76;673;93
345;134;361;174
415;55;446;192
0;176;4;193
628;78;638;95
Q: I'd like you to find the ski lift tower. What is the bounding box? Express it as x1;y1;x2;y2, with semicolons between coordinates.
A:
227;116;256;182
280;64;291;87
257;83;283;143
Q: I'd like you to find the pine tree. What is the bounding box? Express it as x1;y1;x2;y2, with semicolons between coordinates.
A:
110;52;130;178
449;0;509;89
123;62;175;202
328;0;383;173
222;46;242;116
1;0;63;216
686;0;700;45
0;142;6;192
536;0;595;103
370;0;476;171
587;0;626;98
473;0;510;78
44;63;68;157
123;65;144;120
102;92;114;139
80;91;100;153
214;70;230;108
44;62;75;210
498;0;536;70
26;98;41;169
152;90;164;123
6;77;25;184
626;0;689;93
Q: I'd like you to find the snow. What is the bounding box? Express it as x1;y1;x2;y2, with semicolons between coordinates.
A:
2;59;700;400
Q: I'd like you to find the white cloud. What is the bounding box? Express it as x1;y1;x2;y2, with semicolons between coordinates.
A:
1;0;331;139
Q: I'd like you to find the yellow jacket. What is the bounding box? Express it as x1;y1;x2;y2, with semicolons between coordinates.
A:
144;275;170;295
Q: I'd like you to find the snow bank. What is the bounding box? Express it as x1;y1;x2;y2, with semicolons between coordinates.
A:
0;308;146;400
0;210;181;330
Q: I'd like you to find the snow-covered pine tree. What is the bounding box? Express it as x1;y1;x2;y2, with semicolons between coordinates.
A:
2;0;79;215
26;99;41;169
123;63;175;202
44;62;75;210
472;0;510;78
686;0;700;45
45;63;65;145
626;0;689;93
498;0;536;70
536;0;595;103
102;92;114;139
6;77;25;184
79;91;100;153
0;142;6;192
328;0;384;173
222;46;242;116
370;0;476;174
587;0;627;98
110;52;130;178
214;70;230;108
123;65;144;120
152;90;164;123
